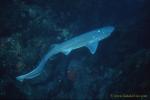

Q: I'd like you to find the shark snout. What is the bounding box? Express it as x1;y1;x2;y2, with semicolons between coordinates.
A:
102;26;115;35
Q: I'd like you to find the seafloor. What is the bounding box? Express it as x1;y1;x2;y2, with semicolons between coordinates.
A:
0;0;149;100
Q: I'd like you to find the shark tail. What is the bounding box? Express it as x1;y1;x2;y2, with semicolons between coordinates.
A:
16;66;43;82
16;49;56;82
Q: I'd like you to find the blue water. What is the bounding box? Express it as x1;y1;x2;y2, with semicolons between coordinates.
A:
0;0;149;100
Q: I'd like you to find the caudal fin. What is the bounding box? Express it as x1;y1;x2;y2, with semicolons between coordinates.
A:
16;75;25;82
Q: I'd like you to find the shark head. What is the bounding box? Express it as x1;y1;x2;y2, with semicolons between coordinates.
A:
101;26;114;36
95;26;115;41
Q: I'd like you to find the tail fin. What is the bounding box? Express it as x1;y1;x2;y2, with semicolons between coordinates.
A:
16;75;26;82
16;48;56;82
16;67;42;82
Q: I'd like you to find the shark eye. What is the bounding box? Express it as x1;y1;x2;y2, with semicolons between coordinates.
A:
98;30;101;33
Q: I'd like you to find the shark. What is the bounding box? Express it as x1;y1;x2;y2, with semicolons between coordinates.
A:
16;26;115;82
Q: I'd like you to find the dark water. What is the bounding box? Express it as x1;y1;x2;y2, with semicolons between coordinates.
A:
0;0;150;100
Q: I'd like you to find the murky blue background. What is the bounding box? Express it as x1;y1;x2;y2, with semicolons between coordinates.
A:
0;0;149;99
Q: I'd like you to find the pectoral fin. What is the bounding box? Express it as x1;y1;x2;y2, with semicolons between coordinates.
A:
63;49;71;55
86;42;99;54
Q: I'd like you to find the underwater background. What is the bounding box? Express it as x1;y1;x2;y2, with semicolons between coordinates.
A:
0;0;150;100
